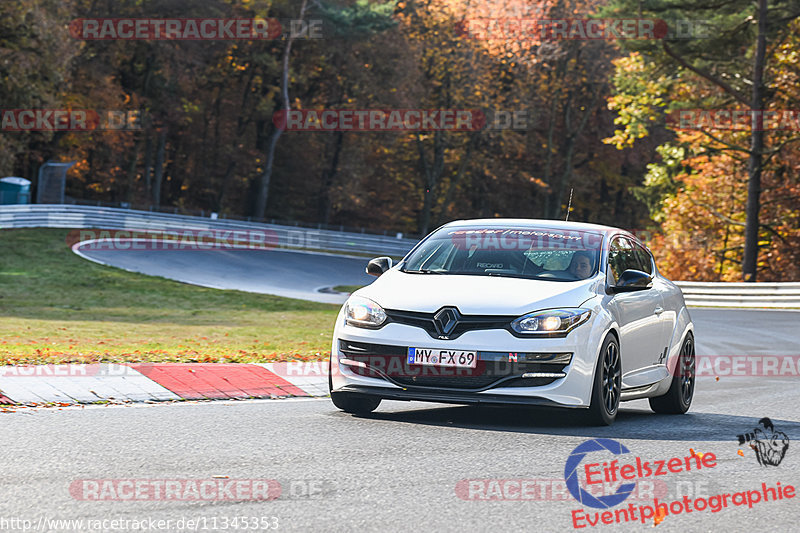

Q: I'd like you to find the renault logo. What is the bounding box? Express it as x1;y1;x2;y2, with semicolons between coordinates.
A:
433;307;460;337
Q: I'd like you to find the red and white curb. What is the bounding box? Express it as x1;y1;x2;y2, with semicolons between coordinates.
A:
0;363;330;405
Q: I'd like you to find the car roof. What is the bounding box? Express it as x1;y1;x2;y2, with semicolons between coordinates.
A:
440;218;628;236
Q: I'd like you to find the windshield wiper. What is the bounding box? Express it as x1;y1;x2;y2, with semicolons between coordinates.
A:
485;272;532;279
402;268;446;274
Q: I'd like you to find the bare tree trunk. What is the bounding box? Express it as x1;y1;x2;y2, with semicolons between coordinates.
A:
318;53;348;225
550;84;602;219
436;131;480;226
142;133;153;201
254;0;308;219
319;130;344;224
126;138;142;204
217;160;235;212
218;70;258;212
152;128;167;207
417;130;445;236
542;90;558;217
547;93;573;219
255;129;282;219
742;0;767;282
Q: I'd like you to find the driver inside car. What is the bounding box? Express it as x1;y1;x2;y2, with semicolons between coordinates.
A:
567;251;594;279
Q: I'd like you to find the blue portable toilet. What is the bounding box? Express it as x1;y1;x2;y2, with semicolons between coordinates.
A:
0;177;32;204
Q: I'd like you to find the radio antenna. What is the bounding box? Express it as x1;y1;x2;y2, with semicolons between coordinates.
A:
565;188;574;221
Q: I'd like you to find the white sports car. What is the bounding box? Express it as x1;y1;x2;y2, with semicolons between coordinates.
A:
329;219;695;425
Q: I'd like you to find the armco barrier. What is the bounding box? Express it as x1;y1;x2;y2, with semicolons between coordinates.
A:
1;205;797;309
674;281;800;309
0;204;418;257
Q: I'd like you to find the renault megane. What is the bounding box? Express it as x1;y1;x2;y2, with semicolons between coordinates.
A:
329;219;695;425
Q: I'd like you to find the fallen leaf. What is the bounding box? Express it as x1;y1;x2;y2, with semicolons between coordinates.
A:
690;448;704;460
654;507;667;526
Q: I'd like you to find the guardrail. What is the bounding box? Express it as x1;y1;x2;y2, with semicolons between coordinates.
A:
0;204;418;257
674;281;800;309
2;204;797;309
65;197;419;238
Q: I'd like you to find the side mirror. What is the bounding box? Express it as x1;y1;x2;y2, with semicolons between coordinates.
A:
366;256;392;277
611;269;652;292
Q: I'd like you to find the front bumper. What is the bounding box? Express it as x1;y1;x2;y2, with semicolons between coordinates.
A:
335;384;584;408
330;310;609;408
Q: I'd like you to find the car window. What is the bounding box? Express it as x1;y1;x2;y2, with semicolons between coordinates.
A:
525;249;573;271
607;237;640;284
632;242;653;275
402;227;602;281
403;239;447;270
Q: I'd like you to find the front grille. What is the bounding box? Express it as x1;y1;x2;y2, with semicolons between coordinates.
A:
339;340;569;391
384;309;514;340
392;374;505;389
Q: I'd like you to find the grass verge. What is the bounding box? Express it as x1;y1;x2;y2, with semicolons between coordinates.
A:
331;285;366;294
0;229;339;364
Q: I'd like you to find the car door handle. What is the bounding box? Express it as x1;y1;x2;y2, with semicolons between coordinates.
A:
654;307;664;315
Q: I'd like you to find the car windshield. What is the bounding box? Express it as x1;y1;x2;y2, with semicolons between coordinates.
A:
401;227;603;281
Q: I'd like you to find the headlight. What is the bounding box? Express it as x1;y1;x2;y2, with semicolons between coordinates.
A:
511;308;591;335
344;296;387;328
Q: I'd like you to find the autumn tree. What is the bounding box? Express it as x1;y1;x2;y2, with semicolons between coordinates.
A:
0;0;78;179
603;0;800;280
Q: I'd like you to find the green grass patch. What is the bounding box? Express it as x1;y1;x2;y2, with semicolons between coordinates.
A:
331;285;366;294
0;229;339;364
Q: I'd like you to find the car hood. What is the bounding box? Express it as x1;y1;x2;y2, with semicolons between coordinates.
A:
355;269;601;315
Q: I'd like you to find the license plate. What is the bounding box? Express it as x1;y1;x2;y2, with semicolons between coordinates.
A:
407;347;477;368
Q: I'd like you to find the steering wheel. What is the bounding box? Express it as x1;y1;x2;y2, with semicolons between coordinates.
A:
538;270;579;280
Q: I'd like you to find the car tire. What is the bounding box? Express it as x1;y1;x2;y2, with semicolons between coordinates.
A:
587;334;621;426
649;332;695;415
329;356;381;414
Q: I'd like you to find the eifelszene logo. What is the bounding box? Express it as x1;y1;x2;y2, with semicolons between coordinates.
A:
564;438;796;528
564;438;718;509
738;417;790;466
565;438;637;508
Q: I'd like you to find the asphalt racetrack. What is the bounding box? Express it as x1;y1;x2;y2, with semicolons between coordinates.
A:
2;312;798;533
73;243;376;303
5;246;794;531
